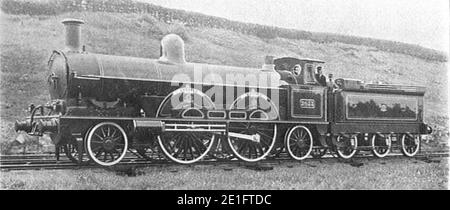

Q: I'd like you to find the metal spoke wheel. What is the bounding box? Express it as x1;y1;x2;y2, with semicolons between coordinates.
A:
371;133;392;158
285;126;313;160
227;122;277;162
86;122;128;166
158;132;215;164
311;147;328;159
335;134;358;159
401;134;421;157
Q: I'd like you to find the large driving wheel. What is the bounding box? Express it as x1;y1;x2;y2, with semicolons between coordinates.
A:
401;134;421;157
86;122;128;166
335;134;358;159
371;133;392;158
227;122;277;162
285;126;313;160
158;132;215;164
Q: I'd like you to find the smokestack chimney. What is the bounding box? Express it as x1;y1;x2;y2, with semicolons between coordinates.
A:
62;18;84;53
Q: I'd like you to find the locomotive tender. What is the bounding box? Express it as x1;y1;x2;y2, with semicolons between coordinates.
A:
15;19;432;166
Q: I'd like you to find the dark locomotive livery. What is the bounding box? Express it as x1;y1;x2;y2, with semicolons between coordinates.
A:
15;19;432;166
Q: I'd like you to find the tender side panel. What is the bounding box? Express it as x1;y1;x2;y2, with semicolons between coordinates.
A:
331;90;425;134
335;91;423;123
345;92;419;121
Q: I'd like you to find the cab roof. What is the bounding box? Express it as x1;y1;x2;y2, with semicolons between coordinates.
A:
274;57;325;64
296;58;325;63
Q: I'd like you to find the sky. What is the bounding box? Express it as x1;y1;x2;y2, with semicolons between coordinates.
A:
140;0;449;54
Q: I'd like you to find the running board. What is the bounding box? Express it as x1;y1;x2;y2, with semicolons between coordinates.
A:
165;123;226;132
134;120;259;142
134;120;227;132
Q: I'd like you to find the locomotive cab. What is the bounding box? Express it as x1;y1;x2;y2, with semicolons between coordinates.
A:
274;57;326;86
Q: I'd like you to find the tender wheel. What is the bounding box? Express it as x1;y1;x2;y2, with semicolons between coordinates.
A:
227;122;277;162
311;147;328;158
86;122;128;166
285;126;313;160
335;134;358;159
158;131;215;164
371;133;392;158
401;134;421;157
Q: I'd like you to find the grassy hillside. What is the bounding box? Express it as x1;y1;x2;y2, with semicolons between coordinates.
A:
0;11;448;153
1;0;447;62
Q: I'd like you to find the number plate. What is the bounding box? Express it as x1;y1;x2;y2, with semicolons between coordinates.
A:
300;99;315;109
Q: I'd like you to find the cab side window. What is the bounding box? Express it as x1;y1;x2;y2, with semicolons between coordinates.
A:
304;64;316;84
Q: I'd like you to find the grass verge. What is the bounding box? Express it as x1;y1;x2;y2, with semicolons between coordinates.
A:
1;157;448;190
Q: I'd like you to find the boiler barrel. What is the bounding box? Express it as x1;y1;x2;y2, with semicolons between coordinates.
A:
48;51;281;102
66;53;280;85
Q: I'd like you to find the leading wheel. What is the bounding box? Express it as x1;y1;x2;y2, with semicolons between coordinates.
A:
335;134;358;159
86;122;128;166
371;133;392;158
158;131;215;164
227;122;277;162
285;126;313;160
401;134;420;157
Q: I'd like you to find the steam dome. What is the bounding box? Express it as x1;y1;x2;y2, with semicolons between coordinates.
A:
159;34;186;64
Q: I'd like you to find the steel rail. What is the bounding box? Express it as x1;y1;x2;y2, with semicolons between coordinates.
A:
1;150;448;171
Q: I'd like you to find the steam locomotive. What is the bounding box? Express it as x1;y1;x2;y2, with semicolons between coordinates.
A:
15;19;432;166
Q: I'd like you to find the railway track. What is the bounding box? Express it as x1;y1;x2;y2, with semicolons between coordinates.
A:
1;149;448;171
